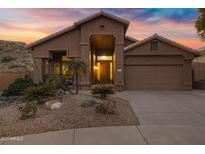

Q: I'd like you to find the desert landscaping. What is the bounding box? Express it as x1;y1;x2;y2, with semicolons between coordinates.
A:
0;90;138;137
0;39;138;138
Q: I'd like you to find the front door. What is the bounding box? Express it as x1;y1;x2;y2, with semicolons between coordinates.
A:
99;61;110;83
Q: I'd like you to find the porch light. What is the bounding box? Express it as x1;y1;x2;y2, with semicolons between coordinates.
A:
94;65;99;70
101;56;107;60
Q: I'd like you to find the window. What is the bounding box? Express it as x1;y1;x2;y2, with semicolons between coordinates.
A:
150;40;158;51
53;56;74;75
54;63;60;74
97;56;112;61
100;25;105;31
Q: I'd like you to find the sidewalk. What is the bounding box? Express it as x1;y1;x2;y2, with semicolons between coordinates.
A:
1;124;205;145
0;126;147;145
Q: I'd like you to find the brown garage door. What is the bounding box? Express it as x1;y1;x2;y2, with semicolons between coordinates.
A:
125;65;182;90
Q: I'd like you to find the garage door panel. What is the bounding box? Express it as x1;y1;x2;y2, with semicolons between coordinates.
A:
125;65;182;90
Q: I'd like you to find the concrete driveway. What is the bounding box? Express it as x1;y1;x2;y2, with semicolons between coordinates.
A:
123;90;205;144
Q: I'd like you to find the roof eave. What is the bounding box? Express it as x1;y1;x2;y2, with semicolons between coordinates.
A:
27;25;76;48
124;34;199;56
125;35;138;42
27;11;130;49
74;11;130;27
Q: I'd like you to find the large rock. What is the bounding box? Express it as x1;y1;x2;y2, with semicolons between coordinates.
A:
0;96;8;101
81;100;98;108
51;102;62;110
45;100;62;110
0;100;8;106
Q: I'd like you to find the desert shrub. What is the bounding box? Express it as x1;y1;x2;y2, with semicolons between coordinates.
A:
22;83;55;103
1;55;16;63
1;77;34;97
19;102;38;120
91;84;114;99
95;100;116;114
43;74;73;90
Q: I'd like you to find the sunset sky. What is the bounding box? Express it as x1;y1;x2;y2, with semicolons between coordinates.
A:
0;8;204;49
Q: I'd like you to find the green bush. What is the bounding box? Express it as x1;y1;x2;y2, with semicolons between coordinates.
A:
22;83;55;103
19;102;38;120
1;77;34;97
43;74;73;90
1;55;16;63
91;84;114;99
95;100;116;114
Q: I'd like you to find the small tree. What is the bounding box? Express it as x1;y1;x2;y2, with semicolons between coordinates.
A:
195;8;205;41
64;59;87;94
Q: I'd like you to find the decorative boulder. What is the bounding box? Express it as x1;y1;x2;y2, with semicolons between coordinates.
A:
45;100;55;108
51;102;62;110
45;100;62;110
0;96;8;101
0;100;7;106
81;100;97;108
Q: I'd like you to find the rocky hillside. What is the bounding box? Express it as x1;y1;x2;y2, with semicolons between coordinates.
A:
0;40;33;72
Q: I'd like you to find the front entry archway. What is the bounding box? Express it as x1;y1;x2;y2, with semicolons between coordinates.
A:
90;34;115;84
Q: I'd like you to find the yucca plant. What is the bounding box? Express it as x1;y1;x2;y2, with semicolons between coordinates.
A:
64;59;87;94
22;83;54;103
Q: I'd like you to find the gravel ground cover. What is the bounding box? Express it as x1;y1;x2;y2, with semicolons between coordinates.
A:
0;93;138;137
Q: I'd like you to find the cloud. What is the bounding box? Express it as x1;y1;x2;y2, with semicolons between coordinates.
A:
0;8;203;48
126;19;204;48
105;8;199;24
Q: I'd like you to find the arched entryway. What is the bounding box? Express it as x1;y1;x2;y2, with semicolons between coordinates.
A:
90;34;115;84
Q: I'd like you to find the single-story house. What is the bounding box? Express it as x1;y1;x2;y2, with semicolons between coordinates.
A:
28;10;199;90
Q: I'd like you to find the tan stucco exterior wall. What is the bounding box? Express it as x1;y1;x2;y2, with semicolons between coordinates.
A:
78;16;125;88
33;58;44;82
32;16;126;88
32;28;81;58
124;38;135;47
193;55;205;81
31;13;196;90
